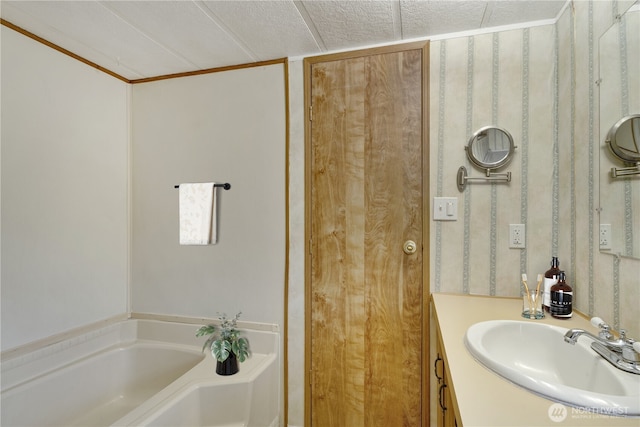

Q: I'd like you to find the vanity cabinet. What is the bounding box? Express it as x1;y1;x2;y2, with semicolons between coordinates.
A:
434;326;459;427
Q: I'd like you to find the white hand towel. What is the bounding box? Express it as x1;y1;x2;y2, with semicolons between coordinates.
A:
179;183;217;245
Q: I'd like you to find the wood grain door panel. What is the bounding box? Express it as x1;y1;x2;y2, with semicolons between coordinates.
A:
309;46;424;427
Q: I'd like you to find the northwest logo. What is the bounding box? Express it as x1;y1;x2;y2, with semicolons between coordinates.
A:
548;403;568;422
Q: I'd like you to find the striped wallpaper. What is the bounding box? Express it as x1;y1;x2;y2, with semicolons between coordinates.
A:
429;0;638;336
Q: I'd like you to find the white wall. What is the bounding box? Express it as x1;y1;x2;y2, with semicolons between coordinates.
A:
130;65;286;327
286;59;306;427
1;27;130;350
1;26;286;351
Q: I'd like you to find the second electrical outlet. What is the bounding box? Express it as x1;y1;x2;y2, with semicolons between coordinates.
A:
509;224;526;248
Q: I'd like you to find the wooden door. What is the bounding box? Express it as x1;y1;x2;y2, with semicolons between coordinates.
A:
305;43;428;427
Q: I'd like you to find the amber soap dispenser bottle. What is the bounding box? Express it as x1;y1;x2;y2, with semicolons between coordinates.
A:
550;271;572;318
543;256;561;312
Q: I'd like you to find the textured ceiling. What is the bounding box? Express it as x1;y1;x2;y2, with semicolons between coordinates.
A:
1;0;567;81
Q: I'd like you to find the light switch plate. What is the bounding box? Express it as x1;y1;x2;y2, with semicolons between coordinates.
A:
434;197;458;221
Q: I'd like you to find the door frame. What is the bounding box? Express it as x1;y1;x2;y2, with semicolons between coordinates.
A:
303;40;430;427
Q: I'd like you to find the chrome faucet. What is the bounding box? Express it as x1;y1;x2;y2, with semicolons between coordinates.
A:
564;317;640;375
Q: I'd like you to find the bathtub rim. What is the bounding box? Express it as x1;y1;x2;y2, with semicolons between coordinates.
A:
2;312;280;362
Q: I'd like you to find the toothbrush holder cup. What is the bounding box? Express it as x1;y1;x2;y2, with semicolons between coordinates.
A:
522;290;545;319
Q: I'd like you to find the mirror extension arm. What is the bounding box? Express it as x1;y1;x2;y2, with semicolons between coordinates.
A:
610;162;640;178
457;166;511;192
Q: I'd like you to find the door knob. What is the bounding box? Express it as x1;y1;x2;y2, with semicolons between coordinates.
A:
403;240;417;254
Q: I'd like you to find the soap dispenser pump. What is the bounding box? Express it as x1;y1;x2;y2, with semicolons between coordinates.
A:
550;271;572;318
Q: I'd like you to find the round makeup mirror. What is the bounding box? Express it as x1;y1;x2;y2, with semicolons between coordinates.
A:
457;126;516;191
466;126;515;170
606;114;640;165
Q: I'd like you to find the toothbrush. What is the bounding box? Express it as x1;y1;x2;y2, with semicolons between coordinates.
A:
521;273;531;295
534;273;543;300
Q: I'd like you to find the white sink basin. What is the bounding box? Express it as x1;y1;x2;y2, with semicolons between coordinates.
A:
464;320;640;416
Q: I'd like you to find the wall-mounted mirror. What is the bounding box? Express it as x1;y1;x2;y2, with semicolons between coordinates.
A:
457;126;515;192
599;1;640;259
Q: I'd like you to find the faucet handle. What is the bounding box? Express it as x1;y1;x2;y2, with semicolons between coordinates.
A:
590;317;606;328
590;317;613;340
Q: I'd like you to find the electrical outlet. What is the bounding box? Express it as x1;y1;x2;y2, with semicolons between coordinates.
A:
600;224;612;250
509;224;525;249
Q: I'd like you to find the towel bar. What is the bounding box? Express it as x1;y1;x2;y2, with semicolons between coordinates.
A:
174;183;231;190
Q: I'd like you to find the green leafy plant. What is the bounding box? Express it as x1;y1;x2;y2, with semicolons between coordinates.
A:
196;312;250;363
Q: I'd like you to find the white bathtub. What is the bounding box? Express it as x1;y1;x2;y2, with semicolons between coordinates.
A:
1;318;280;427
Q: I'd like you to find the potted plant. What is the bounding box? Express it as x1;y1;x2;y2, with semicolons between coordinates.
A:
196;312;250;375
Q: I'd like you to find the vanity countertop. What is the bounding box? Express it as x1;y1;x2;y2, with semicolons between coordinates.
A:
431;293;639;426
